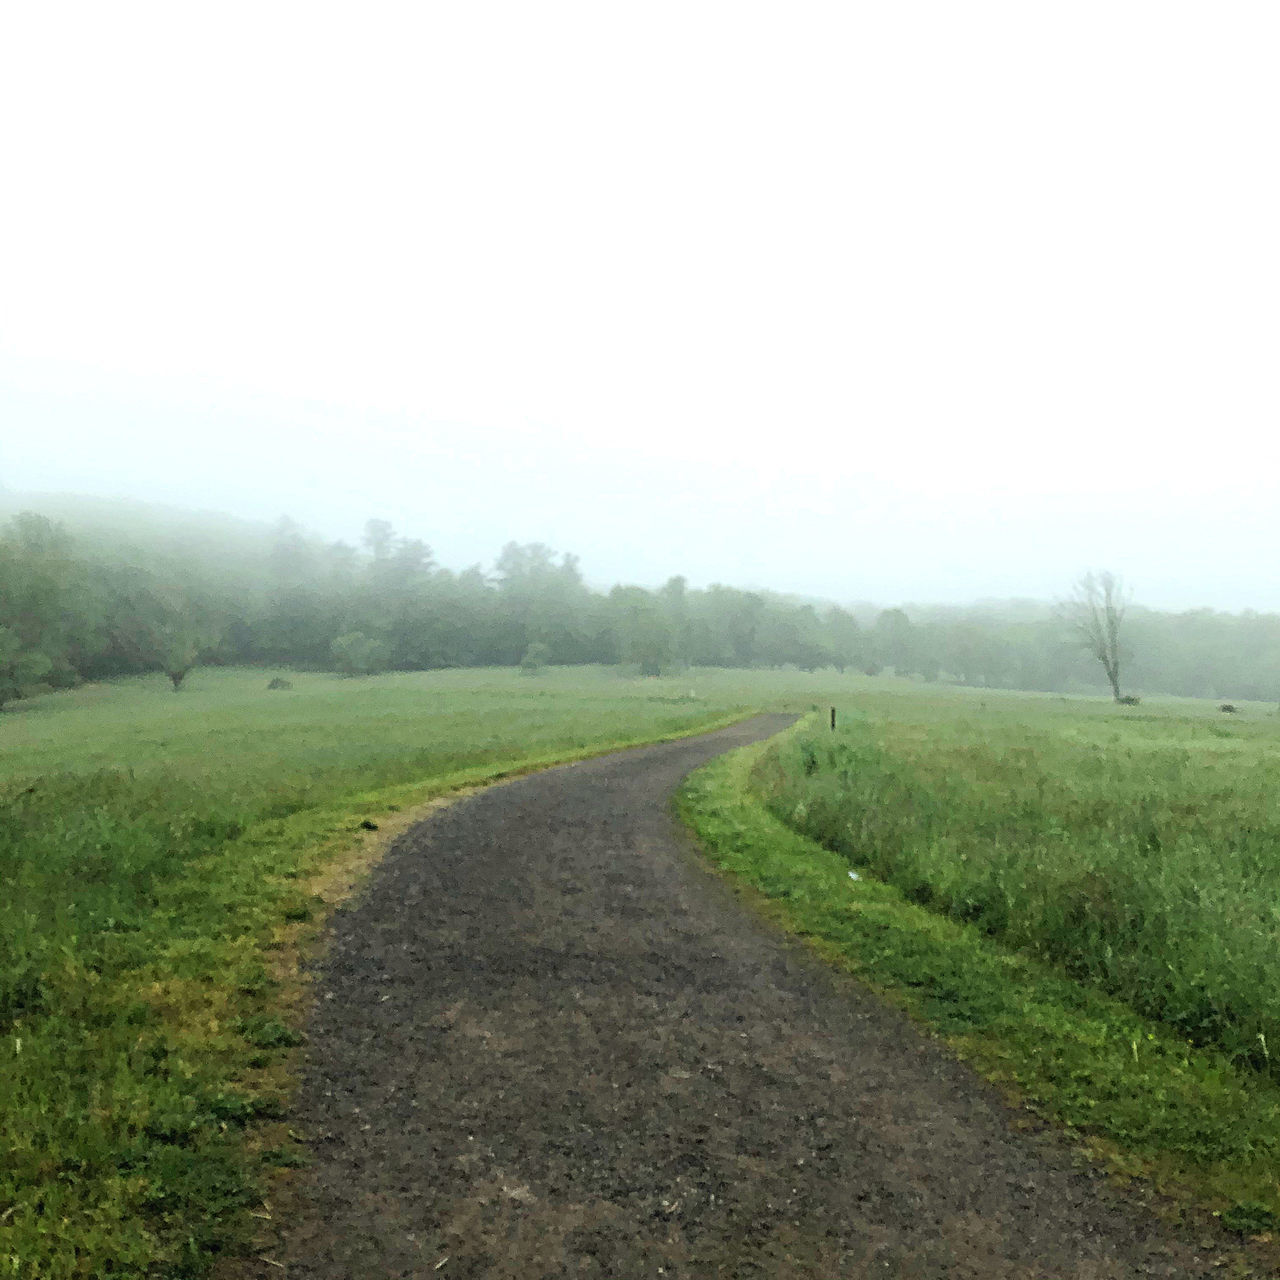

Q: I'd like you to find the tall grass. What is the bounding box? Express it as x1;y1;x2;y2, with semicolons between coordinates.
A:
758;702;1280;1076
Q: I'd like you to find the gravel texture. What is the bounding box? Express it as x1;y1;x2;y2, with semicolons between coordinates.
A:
265;715;1233;1278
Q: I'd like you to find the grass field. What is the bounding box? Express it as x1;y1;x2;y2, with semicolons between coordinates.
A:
756;691;1280;1075
0;665;844;1279
7;666;1280;1275
680;729;1280;1251
686;688;1280;1244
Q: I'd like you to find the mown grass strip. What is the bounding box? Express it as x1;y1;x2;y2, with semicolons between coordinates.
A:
677;732;1280;1258
1;707;753;1280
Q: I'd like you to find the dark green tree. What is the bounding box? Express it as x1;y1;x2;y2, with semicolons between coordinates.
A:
609;586;673;676
824;607;862;673
874;607;914;675
0;626;52;711
330;631;387;676
520;641;551;674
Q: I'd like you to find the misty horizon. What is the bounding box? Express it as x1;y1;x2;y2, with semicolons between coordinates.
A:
4;6;1278;615
1;481;1275;628
3;377;1278;617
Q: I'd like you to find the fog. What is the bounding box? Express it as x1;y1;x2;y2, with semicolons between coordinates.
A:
3;3;1278;612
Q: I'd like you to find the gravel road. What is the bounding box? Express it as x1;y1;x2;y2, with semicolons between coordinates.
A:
266;715;1233;1278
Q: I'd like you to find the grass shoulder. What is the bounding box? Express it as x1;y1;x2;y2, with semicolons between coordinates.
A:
1;701;751;1280
677;731;1280;1269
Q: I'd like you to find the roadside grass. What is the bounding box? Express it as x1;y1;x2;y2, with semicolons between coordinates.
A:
678;727;1280;1255
760;700;1280;1077
1;665;815;1279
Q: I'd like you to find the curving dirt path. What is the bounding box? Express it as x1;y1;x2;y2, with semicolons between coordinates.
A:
268;715;1233;1278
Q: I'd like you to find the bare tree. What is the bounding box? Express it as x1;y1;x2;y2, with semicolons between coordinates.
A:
1064;571;1129;701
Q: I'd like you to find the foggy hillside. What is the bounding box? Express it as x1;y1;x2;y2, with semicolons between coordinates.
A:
3;492;1278;705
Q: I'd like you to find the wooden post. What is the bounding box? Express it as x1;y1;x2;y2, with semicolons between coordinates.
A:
830;706;836;731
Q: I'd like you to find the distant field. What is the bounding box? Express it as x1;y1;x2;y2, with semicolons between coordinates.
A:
757;690;1280;1075
0;664;866;1278
0;663;751;781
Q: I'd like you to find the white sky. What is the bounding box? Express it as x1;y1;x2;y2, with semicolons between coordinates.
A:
2;2;1278;610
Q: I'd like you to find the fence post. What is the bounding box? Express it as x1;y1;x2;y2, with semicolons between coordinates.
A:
830;706;836;731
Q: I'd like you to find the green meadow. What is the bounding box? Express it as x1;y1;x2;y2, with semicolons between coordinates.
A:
758;690;1280;1075
0;665;841;1278
6;666;1280;1275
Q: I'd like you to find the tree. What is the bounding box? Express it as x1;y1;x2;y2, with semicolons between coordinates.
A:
699;586;764;667
330;630;386;676
162;634;198;691
659;575;692;665
947;622;993;686
520;641;551;675
492;542;594;664
874;607;914;675
608;586;673;676
118;588;218;692
0;513;88;682
824;607;863;673
1064;571;1129;701
0;627;52;712
155;616;222;691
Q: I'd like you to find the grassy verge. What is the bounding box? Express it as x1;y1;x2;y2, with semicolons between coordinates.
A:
759;704;1280;1079
677;731;1280;1258
0;673;755;1280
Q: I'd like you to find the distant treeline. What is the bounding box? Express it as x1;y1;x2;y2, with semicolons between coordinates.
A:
2;502;1279;704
